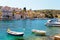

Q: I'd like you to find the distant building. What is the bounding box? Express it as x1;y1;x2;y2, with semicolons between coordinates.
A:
0;6;22;20
13;8;22;19
1;6;13;20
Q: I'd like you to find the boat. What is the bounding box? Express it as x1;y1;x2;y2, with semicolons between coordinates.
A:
45;19;60;26
53;34;60;40
32;29;46;36
7;28;24;36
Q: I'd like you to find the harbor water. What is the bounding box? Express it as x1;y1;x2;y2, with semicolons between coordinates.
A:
0;19;60;40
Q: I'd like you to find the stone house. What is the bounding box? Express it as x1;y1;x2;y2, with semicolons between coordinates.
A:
1;6;13;20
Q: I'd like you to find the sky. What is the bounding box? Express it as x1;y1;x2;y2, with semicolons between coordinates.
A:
0;0;60;10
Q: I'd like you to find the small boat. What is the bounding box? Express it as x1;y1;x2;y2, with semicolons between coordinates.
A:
7;28;24;36
53;34;60;40
32;29;46;36
45;19;60;26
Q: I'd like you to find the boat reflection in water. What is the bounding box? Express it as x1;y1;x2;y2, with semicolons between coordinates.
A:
14;37;24;40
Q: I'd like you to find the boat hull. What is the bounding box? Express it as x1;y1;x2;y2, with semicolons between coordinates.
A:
46;23;60;27
8;33;24;36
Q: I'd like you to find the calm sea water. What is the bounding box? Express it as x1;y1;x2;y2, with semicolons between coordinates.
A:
0;19;60;40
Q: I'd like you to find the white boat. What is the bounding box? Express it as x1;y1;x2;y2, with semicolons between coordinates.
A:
7;28;24;36
32;29;46;36
45;19;60;26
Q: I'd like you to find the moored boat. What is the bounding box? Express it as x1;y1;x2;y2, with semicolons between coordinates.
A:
45;19;60;26
32;29;46;36
7;28;24;36
53;34;60;40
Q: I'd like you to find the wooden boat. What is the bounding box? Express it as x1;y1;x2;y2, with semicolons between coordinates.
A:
54;34;60;40
7;28;24;36
32;29;46;36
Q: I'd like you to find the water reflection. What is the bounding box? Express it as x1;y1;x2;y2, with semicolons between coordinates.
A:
7;34;24;40
14;37;24;40
47;26;60;36
24;36;48;40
